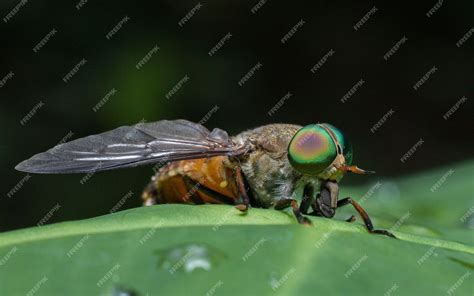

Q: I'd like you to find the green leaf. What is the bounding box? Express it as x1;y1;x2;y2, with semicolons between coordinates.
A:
1;161;473;295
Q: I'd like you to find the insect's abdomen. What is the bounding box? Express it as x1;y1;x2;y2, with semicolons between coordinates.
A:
142;156;241;205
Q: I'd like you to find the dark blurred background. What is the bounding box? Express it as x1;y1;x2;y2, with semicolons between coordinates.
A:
1;0;472;231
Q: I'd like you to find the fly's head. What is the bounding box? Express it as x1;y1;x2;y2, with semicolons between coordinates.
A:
287;123;374;182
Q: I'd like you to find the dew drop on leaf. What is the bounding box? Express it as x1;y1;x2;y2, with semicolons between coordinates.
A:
155;243;226;274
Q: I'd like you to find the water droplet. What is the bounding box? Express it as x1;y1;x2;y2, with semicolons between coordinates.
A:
155;243;225;274
112;286;139;296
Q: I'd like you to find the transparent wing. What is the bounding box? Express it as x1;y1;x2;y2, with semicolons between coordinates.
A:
15;120;248;174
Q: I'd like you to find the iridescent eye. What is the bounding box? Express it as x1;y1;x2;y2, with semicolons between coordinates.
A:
288;124;337;175
323;123;353;165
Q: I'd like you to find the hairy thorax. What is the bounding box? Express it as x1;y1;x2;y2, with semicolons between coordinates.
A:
233;124;317;207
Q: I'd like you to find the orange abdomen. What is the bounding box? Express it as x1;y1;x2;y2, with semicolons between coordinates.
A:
148;156;241;205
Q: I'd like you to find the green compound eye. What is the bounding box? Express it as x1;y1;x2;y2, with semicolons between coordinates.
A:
288;124;337;175
323;123;353;166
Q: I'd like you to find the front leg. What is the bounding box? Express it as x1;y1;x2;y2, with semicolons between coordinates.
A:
337;197;396;238
299;184;315;215
233;166;251;212
274;199;311;225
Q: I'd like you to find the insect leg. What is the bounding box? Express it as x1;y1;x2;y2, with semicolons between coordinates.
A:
345;215;356;222
275;199;311;225
337;197;396;238
233;166;250;212
300;195;313;215
307;197;354;221
299;185;314;215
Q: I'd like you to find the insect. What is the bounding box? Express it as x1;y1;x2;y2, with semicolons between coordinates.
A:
16;119;395;238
